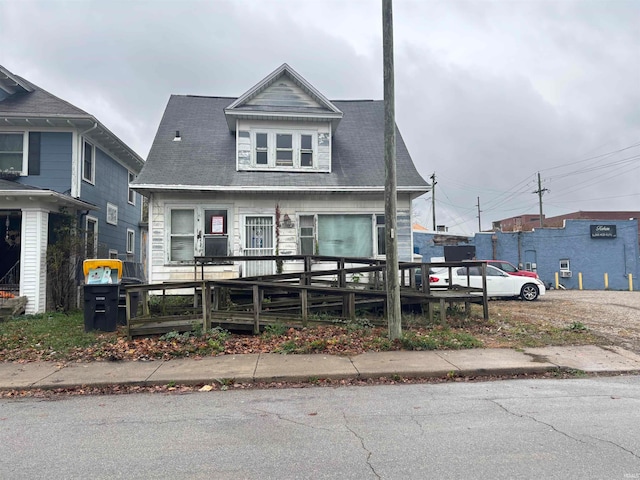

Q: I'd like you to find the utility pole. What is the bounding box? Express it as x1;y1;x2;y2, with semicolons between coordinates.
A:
430;172;437;230
533;172;549;228
476;196;482;232
382;0;401;340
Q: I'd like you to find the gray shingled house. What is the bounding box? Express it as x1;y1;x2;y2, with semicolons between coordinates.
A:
133;64;429;282
0;65;144;313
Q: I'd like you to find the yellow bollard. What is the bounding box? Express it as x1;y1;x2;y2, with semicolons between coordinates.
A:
604;273;609;290
578;272;583;290
555;271;559;289
630;274;633;292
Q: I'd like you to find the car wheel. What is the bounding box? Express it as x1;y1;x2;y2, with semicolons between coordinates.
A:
520;283;539;301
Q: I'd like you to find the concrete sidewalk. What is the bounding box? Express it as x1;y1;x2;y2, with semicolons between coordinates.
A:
1;345;640;391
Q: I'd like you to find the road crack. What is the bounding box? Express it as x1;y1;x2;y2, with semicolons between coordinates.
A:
342;412;381;479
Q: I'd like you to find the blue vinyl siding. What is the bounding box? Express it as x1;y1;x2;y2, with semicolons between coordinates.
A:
80;146;141;261
17;132;72;193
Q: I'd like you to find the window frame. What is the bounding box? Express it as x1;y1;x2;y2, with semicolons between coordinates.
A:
85;216;98;259
0;131;28;175
128;172;136;205
375;215;386;256
126;229;135;254
559;259;570;271
250;130;317;169
298;215;316;255
106;202;118;226
167;205;232;264
82;139;95;184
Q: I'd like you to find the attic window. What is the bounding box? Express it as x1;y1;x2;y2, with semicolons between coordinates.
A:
276;134;293;166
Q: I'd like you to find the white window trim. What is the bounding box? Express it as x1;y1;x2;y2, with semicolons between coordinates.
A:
250;130;317;170
126;229;135;254
106;202;118;226
128;172;136;205
82;139;95;184
166;204;233;264
109;249;118;259
560;259;570;271
0;131;28;175
85;216;98;258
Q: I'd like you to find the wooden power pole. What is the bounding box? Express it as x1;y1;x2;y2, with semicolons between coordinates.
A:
476;196;482;232
430;172;437;230
533;172;549;228
382;0;402;340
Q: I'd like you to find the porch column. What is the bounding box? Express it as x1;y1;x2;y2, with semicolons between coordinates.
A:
20;208;49;314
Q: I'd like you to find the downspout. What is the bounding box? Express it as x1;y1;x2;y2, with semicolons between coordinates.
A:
491;234;497;260
517;231;522;267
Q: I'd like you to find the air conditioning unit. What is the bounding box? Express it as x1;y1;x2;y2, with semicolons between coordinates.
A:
560;270;572;278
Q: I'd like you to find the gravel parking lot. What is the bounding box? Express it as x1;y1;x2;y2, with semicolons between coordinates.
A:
491;290;640;353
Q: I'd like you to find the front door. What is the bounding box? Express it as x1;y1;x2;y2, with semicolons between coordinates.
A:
243;216;275;277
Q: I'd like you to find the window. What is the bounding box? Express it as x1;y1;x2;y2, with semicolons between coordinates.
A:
255;133;268;165
128;172;136;205
106;203;118;225
0;132;26;174
300;134;313;167
168;207;230;262
204;209;229;256
376;215;386;255
86;217;98;258
250;131;316;169
299;215;315;255
560;259;570;271
126;229;135;254
170;209;195;262
317;215;372;257
83;140;95;183
276;134;293;166
109;249;118;259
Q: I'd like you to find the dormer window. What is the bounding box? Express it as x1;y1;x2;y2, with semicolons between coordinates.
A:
256;133;268;165
300;134;313;167
242;129;319;171
276;134;293;166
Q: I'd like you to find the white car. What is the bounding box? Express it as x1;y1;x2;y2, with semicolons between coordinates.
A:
429;264;546;301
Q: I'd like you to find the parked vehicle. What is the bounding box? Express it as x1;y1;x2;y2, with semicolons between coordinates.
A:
430;265;546;301
471;260;539;279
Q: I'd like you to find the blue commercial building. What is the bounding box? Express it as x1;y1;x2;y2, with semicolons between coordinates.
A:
414;219;639;291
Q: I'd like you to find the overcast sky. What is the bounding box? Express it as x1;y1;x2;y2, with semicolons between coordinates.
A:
2;0;638;234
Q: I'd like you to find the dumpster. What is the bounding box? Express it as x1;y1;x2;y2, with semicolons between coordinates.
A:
83;259;122;332
117;262;145;326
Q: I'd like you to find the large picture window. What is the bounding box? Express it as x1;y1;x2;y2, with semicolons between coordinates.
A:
317;215;372;257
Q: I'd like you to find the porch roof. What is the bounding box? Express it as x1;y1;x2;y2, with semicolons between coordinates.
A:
0;179;97;211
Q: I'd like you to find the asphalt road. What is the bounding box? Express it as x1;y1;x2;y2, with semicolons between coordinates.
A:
2;376;640;479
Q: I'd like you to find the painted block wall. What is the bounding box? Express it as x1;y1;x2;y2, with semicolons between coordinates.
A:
414;219;639;291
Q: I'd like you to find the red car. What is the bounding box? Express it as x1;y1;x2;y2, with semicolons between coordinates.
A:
474;260;539;279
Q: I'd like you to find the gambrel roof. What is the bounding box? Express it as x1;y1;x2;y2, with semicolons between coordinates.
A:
135;65;429;195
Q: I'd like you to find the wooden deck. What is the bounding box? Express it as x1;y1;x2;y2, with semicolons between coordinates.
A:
124;258;490;338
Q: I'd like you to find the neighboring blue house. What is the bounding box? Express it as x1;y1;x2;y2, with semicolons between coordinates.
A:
0;65;144;313
414;219;640;291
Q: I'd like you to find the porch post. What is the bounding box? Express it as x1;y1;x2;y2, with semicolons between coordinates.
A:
19;208;49;314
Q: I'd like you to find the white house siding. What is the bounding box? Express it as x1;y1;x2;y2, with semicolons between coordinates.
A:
19;208;49;314
147;191;415;283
